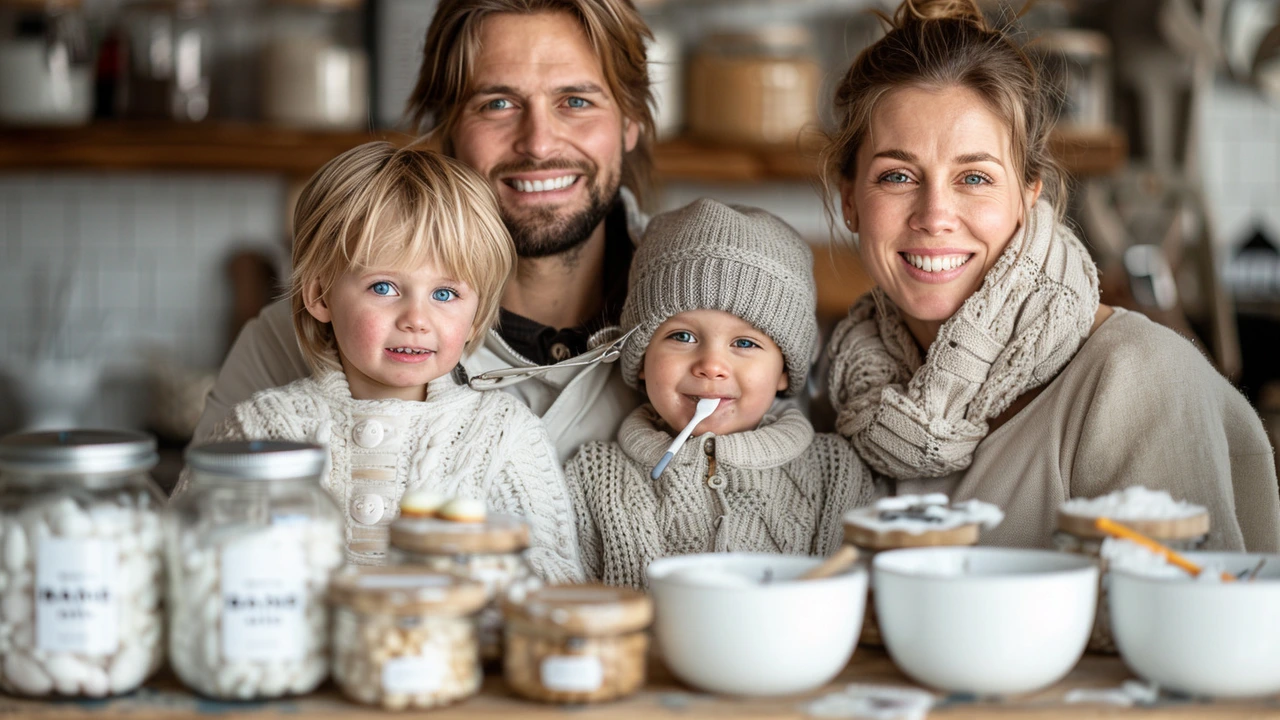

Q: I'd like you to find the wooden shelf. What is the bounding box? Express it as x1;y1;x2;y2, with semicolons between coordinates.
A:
0;123;1126;182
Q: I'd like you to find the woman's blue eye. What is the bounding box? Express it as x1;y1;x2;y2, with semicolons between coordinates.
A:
566;97;589;109
732;339;760;349
882;171;910;184
963;174;988;185
432;288;457;302
670;331;695;343
370;281;395;296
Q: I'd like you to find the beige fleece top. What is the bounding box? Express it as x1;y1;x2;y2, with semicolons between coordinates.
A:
892;308;1280;552
175;369;585;582
564;406;877;589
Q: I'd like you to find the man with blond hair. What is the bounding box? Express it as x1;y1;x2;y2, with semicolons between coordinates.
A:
194;0;656;462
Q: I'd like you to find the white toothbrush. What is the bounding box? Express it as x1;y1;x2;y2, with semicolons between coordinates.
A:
651;397;721;480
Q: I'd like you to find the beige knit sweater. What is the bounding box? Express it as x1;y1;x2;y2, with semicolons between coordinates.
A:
886;309;1280;552
173;369;585;582
564;405;878;589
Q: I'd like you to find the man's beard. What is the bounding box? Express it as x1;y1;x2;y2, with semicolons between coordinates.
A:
492;160;620;260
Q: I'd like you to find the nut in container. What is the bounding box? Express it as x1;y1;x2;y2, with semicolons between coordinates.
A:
503;584;652;704
389;498;536;665
329;566;487;710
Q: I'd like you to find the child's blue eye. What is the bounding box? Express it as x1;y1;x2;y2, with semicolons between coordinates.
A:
370;281;395;296
432;288;458;302
669;331;695;343
732;338;760;349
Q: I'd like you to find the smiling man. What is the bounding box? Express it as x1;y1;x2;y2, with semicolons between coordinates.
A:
193;0;656;461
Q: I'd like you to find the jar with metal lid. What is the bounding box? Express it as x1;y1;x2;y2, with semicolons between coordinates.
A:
330;566;486;710
687;26;821;146
164;441;343;700
260;0;367;129
842;496;999;647
0;0;93;125
503;584;652;704
389;513;537;665
1054;500;1209;653
121;0;212;121
0;429;164;697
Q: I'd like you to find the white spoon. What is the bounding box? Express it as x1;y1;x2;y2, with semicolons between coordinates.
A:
651;397;720;480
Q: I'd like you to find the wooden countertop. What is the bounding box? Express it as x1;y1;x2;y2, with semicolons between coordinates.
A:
3;647;1277;719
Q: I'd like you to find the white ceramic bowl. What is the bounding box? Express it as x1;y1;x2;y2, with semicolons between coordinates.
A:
1110;551;1280;698
647;553;867;696
874;547;1097;695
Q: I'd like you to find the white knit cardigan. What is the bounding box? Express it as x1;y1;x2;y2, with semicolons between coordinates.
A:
174;369;585;583
564;405;878;589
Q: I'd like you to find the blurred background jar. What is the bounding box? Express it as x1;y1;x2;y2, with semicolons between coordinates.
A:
0;0;93;125
120;0;212;122
1034;29;1113;131
687;26;820;147
260;0;367;130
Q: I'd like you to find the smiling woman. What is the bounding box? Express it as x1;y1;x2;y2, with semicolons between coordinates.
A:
823;0;1280;553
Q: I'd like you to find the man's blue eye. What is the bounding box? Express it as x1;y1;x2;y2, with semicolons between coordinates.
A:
371;282;394;296
566;97;588;109
486;99;510;111
432;288;457;302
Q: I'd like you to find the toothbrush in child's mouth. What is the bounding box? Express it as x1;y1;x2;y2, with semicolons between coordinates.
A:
651;397;720;480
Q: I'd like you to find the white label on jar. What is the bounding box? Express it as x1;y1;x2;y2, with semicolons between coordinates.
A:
220;534;306;662
381;648;447;695
540;655;604;693
35;538;119;655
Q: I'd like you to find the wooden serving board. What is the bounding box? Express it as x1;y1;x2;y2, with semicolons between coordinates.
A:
1055;510;1210;542
844;521;981;550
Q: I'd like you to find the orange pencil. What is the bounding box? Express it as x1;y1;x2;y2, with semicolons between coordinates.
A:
1094;517;1235;583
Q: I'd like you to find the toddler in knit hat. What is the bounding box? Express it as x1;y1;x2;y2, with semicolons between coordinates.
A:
563;198;876;588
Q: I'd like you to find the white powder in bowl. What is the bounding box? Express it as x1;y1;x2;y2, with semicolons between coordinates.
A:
1061;487;1206;520
1101;538;1226;582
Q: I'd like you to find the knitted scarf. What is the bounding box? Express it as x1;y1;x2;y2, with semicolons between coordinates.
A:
827;200;1100;479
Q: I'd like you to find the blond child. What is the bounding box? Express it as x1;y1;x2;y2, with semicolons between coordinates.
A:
564;199;876;588
173;143;583;582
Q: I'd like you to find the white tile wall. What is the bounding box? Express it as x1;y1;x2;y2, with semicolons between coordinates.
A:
1201;82;1280;251
0;172;286;432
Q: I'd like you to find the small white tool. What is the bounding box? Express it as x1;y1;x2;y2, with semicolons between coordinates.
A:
651;397;720;480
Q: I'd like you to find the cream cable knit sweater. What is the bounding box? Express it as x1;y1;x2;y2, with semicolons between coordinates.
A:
173;370;585;583
564;405;878;589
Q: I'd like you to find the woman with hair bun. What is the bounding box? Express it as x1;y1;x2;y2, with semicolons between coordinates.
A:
824;0;1279;551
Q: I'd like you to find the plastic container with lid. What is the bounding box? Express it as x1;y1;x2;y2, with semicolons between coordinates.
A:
1054;487;1210;653
389;512;537;664
164;441;344;700
687;26;821;147
842;495;1003;647
330;566;487;710
0;0;93;125
503;584;652;704
0;429;165;697
121;0;212;121
260;0;367;129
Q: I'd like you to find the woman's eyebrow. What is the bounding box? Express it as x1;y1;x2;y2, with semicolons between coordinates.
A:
955;152;1001;164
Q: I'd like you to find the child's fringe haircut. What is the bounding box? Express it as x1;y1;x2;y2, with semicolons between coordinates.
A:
290;142;515;375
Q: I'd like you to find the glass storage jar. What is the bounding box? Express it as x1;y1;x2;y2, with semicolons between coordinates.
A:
389;513;537;665
1033;29;1112;131
0;429;164;697
260;0;367;129
164;441;343;700
503;584;651;704
330;566;486;710
121;0;212;121
1054;504;1209;653
687;26;821;146
0;0;93;125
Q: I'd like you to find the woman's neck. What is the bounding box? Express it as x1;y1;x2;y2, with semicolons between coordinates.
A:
904;316;942;354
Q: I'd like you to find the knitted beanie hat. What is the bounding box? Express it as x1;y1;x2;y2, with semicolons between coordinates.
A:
620;198;818;396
